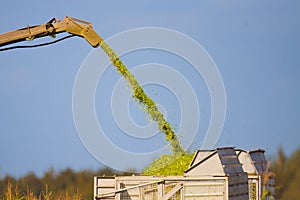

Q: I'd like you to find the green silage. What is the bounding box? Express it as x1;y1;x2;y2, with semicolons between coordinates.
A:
142;153;194;176
99;40;184;156
99;40;191;175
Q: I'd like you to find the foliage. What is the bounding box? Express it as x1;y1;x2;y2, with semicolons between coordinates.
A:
0;167;129;200
0;182;84;200
271;147;300;200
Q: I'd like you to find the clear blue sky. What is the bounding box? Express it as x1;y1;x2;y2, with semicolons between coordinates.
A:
0;0;299;177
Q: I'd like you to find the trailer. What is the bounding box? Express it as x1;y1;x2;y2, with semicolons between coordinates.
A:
94;147;252;200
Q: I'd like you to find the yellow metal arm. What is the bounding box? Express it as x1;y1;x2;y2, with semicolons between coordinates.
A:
0;16;102;48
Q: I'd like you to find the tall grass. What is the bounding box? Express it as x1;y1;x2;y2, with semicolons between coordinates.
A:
1;182;84;200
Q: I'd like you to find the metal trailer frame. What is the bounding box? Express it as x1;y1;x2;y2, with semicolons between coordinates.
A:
94;174;249;200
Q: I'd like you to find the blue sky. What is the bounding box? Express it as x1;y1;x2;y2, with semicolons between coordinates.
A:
0;0;299;177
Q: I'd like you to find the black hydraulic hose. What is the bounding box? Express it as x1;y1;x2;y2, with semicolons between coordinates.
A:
0;35;76;52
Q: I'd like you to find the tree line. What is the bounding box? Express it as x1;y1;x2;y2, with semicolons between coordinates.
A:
0;167;135;200
0;147;299;199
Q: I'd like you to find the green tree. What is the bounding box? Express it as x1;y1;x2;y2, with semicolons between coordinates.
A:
271;147;287;198
19;172;43;195
271;147;300;200
282;149;300;200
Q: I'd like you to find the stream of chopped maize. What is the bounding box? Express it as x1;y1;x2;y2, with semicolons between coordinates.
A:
99;40;190;174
